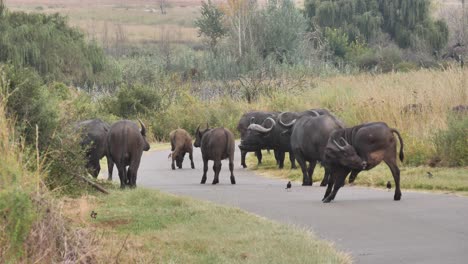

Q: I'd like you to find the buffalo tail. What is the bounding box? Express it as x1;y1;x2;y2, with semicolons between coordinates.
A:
391;128;404;162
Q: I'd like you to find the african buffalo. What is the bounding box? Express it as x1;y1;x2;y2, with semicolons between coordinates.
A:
237;111;280;168
76;119;114;180
194;124;236;185
240;117;296;169
107;119;150;188
240;109;331;169
322;122;404;203
290;114;345;186
169;128;195;170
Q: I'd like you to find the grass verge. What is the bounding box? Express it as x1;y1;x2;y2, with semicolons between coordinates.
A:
247;151;468;195
65;188;351;263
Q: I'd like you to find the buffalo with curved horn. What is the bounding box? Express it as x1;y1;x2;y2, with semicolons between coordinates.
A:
322;122;404;203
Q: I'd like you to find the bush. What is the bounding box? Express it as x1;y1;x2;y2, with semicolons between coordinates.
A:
0;11;118;87
1;65;60;149
107;84;164;118
434;115;468;166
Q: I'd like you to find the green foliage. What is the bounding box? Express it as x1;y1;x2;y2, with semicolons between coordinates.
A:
304;0;448;52
0;10;118;87
324;28;349;58
1;65;60;149
106;84;164;118
195;0;227;52
434;115;468;166
256;0;308;64
0;189;36;259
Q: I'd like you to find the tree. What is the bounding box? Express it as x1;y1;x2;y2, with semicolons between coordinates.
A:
195;0;227;54
304;0;448;52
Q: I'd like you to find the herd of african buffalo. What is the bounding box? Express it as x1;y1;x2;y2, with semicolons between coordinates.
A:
76;108;406;203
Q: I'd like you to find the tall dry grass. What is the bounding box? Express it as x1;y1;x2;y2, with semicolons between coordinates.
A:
0;100;96;262
156;67;466;165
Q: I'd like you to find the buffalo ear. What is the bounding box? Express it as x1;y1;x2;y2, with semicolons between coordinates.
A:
205;122;209;130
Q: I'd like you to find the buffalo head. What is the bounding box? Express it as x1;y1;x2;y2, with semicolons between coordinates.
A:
194;123;210;148
137;119;150;151
239;117;276;151
324;137;367;170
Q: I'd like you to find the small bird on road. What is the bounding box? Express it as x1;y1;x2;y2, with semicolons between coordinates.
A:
386;181;392;191
90;210;97;219
427;171;433;178
285;181;291;191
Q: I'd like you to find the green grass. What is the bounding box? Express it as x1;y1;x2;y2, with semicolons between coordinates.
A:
85;188;350;263
247;151;468;195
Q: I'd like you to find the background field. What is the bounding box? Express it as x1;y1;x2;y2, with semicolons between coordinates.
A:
6;0;464;45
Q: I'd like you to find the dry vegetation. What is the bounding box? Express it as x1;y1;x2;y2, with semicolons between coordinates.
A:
0;101;96;263
6;0;462;46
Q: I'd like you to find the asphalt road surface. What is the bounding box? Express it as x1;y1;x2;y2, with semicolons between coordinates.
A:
128;145;468;264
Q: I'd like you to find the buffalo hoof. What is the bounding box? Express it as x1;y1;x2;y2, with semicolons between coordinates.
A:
230;176;236;184
191;164;195;169
302;182;312;186
322;197;332;203
200;177;207;184
241;164;247;168
212;179;219;185
394;193;402;201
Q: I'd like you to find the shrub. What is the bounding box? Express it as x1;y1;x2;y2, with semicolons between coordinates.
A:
108;84;164;118
1;65;60;149
434;115;468;166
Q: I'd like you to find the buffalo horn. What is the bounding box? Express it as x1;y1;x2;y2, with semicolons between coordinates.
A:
308;110;320;116
278;112;296;127
250;116;255;124
339;137;350;146
333;139;346;151
137;118;147;136
248;117;276;133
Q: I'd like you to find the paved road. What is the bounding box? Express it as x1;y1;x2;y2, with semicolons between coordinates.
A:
129;145;468;264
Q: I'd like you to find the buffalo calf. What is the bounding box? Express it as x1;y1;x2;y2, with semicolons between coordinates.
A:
194;124;236;185
169;128;195;170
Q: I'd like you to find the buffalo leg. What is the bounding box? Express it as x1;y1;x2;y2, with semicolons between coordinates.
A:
189;151;195;169
128;159;141;188
255;150;263;165
289;152;297;169
348;170;360;184
294;151;310;186
212;160;221;185
107;155;114;181
240;150;248;168
201;158;208;184
385;160;401;201
307;160;317;185
274;150;280;165
323;167;350;203
117;165;126;189
229;156;236;184
171;157;176;170
277;151;285;169
320;167;330;186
